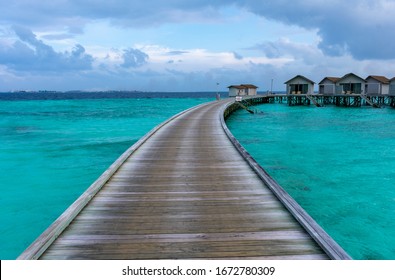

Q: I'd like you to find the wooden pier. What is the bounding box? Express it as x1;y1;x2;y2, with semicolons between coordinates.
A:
251;93;395;108
19;98;350;260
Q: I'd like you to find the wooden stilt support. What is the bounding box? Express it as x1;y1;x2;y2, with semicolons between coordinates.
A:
361;94;381;108
306;94;322;107
236;101;254;114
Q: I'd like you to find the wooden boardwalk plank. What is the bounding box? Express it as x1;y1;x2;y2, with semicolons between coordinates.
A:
19;99;349;260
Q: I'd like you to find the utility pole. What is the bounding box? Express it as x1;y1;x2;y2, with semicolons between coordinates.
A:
270;79;274;94
216;82;220;100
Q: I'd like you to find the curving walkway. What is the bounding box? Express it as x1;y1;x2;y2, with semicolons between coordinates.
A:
19;99;346;259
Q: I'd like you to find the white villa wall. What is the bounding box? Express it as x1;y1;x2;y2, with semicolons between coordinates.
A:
247;88;257;96
390;80;395;95
383;84;390;95
228;87;239;97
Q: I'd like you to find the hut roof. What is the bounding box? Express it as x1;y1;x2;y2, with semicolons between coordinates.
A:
240;84;258;88
318;77;341;84
366;75;390;84
228;85;245;89
228;84;258;89
284;75;315;84
338;73;366;83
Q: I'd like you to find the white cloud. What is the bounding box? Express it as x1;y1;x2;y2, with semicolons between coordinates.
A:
0;26;94;73
240;0;395;59
121;48;149;68
5;1;394;60
1;1;395;91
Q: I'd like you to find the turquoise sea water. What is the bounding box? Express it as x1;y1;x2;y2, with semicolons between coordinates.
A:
2;96;395;260
226;104;395;260
0;97;211;259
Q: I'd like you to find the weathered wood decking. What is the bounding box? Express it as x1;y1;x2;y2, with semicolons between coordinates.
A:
19;98;350;260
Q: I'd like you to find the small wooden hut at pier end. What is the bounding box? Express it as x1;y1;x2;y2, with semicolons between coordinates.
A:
285;75;315;95
228;84;258;97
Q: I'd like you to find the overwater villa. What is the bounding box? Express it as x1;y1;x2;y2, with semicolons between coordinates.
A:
318;73;364;95
335;73;366;94
310;73;395;95
365;76;391;95
284;75;315;95
318;77;341;95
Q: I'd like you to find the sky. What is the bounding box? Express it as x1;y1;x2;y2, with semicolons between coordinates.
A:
1;0;395;92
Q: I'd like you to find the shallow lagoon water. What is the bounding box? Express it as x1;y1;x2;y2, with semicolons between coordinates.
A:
2;96;395;260
0;97;211;259
226;104;395;260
